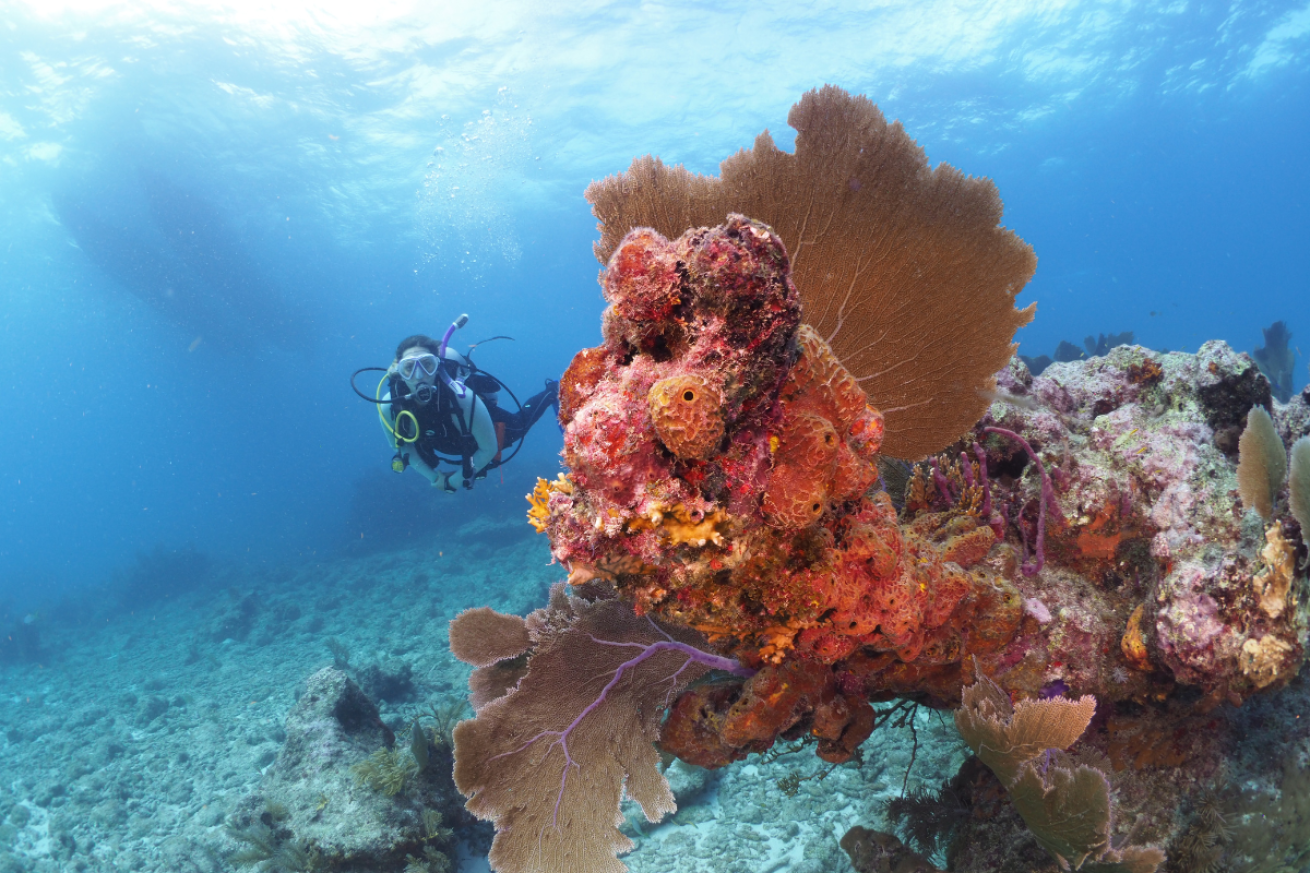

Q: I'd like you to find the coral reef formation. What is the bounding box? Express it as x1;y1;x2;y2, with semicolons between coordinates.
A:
980;343;1307;706
455;195;1037;868
542;216;1021;680
450;87;1310;873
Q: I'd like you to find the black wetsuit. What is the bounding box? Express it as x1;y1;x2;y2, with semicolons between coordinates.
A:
484;381;558;446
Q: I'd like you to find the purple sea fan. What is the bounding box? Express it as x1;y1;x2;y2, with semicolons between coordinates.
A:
449;584;751;873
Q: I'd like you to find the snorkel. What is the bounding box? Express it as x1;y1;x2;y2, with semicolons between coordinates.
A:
438;313;470;399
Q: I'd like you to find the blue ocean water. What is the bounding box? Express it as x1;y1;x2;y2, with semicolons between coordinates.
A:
2;1;1307;609
0;4;1308;873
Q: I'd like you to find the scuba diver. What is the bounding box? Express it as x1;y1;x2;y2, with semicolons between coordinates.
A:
351;315;559;492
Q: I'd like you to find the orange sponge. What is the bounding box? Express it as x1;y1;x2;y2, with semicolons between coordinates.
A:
784;326;868;430
648;374;726;459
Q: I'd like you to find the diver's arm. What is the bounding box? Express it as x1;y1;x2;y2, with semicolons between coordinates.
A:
409;450;444;487
446;393;498;489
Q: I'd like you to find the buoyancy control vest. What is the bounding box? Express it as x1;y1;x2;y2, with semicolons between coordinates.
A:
386;369;524;478
388;373;480;473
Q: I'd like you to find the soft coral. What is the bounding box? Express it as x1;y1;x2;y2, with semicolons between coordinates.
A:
450;584;750;873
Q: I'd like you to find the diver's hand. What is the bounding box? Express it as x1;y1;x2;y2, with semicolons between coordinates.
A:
432;471;457;493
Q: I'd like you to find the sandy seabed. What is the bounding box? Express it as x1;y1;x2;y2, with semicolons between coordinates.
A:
0;514;957;873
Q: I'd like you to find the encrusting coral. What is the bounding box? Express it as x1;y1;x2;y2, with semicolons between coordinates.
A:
585;85;1036;461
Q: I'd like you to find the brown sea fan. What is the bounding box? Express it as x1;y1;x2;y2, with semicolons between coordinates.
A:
586;85;1036;460
451;585;732;873
955;672;1164;872
1288;435;1310;534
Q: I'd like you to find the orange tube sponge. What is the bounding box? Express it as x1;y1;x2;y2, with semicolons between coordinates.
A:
762;328;884;529
763;409;840;528
783;325;869;431
648;374;726;459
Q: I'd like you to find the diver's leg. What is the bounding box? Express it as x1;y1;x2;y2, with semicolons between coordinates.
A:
507;379;559;441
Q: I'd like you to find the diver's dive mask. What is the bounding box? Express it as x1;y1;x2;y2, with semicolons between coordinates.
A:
396;353;440;381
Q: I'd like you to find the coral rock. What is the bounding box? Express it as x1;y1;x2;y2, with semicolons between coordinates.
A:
602;226;684;342
982;341;1307;705
842;827;944;873
1239;634;1295;689
541;215;1023;692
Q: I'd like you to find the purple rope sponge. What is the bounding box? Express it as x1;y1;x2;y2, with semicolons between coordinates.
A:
930;457;954;505
984;426;1059;576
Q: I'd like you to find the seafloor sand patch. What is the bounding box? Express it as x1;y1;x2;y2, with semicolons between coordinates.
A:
0;515;962;873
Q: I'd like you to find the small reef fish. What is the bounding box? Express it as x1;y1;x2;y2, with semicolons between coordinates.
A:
978;388;1040;411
